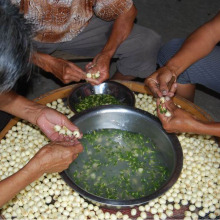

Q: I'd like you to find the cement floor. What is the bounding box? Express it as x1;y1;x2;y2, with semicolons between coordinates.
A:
25;0;220;121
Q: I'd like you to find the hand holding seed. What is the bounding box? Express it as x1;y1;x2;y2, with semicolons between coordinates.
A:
86;71;100;79
35;107;80;141
158;97;172;117
85;53;110;85
54;125;81;139
144;67;177;98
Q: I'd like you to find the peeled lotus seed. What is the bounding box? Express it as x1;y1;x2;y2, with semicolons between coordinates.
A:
165;110;172;117
73;130;80;138
86;73;92;78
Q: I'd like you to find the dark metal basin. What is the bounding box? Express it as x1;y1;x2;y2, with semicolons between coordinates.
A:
60;105;183;208
67;81;135;113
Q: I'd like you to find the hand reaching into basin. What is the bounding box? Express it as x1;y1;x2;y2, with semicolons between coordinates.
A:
157;98;220;137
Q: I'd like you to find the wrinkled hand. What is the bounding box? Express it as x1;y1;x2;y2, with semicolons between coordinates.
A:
50;58;86;84
32;141;83;174
157;98;199;133
144;66;177;98
35;107;81;141
85;53;111;85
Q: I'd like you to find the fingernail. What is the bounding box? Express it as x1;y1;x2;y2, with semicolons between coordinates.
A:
165;96;170;101
162;90;167;95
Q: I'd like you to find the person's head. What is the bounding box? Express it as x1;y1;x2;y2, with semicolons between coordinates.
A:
0;0;33;93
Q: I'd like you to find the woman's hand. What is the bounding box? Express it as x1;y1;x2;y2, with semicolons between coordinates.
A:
145;66;177;98
34;107;82;141
85;53;111;85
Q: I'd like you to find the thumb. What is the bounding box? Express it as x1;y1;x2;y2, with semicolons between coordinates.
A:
159;81;169;96
62;117;82;138
68;143;84;159
165;99;178;112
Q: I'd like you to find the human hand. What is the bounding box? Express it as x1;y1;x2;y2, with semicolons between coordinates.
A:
49;58;86;84
35;107;82;141
157;98;199;134
31;141;83;174
144;66;177;98
32;53;86;84
85;53;110;85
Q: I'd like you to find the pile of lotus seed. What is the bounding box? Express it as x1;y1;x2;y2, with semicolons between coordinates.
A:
0;93;219;220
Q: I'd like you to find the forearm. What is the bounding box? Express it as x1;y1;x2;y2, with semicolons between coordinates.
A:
165;13;220;76
101;5;137;58
0;158;42;208
32;52;56;72
194;121;220;137
0;91;45;125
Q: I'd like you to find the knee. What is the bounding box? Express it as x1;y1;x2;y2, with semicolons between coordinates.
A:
137;28;162;54
158;38;185;66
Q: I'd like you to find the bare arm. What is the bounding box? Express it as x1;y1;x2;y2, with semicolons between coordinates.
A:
100;4;137;59
86;4;137;84
32;52;86;84
0;141;83;207
0;91;81;141
165;12;220;76
145;12;220;97
0;91;44;125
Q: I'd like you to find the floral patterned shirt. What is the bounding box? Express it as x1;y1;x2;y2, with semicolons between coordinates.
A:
11;0;133;43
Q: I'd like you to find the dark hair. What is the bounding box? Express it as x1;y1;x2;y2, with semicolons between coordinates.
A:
0;0;33;93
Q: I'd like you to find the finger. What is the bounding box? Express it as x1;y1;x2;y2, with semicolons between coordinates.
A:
171;82;177;93
86;78;100;85
62;117;79;131
167;83;177;97
159;80;169;96
68;66;86;78
156;99;168;121
72;154;79;161
69;143;84;154
86;62;94;71
52;141;75;146
145;79;162;98
52;133;66;142
165;99;178;112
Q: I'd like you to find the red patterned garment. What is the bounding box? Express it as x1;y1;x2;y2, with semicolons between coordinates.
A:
11;0;133;43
